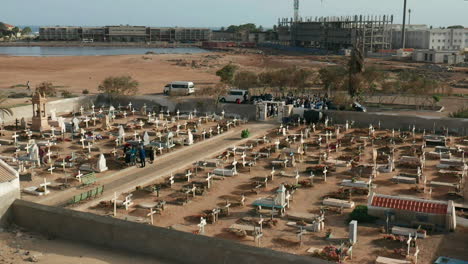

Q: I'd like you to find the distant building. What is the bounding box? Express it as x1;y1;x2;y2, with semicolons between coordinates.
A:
391;25;468;51
276;15;394;53
4;23;15;31
413;49;465;65
367;193;457;232
39;25;212;43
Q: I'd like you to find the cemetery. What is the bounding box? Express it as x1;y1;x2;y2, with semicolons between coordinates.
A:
62;112;467;263
0;89;466;263
0;90;245;207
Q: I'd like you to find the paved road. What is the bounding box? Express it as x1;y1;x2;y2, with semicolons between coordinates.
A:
36;121;277;208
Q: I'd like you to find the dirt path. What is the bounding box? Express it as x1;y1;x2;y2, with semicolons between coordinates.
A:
36;121;277;208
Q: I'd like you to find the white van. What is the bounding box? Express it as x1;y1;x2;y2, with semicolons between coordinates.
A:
219;89;249;104
163;81;195;96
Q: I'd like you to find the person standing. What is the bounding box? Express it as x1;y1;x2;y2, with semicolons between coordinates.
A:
139;145;146;168
147;146;155;164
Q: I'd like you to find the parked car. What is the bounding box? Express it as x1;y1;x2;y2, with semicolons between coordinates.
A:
219;90;249;104
250;94;273;103
163;81;195;96
353;102;367;112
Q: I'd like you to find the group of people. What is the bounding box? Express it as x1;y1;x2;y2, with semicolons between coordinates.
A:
123;143;155;168
284;93;331;110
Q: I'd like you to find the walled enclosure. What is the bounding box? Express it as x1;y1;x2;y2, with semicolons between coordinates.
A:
0;179;20;226
324;110;468;136
10;200;331;264
2;96;96;124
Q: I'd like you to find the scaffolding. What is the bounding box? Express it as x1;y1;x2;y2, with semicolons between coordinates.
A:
277;15;394;53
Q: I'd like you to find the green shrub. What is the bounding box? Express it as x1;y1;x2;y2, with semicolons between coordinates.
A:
241;129;250;138
8;92;30;98
61;90;75;98
348;205;378;223
449;106;468;119
432;95;441;103
82;89;90;94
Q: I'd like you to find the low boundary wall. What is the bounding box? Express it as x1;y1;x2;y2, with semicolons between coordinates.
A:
11;200;330;264
2;95;96;124
324;110;468;136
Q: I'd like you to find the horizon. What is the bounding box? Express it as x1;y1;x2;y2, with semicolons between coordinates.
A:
2;0;467;29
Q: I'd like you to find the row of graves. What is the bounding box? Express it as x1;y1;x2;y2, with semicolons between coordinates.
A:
83;117;467;263
0;91;244;204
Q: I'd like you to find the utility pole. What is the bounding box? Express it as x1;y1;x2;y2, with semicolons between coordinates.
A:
401;0;408;49
408;9;412;26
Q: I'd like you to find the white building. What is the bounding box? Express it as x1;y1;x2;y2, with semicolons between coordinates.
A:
0;159;20;226
390;25;468;51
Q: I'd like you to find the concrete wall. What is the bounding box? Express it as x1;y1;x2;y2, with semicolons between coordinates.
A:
324;110;468;136
0;178;20;226
10;200;331;264
3;95;96;124
96;95;258;121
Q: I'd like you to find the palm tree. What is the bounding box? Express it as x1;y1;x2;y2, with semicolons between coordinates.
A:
0;93;13;117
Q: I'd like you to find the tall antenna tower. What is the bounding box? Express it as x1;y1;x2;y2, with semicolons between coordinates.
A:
294;0;299;22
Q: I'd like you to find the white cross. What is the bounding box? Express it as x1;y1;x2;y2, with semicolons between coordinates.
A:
76;170;83;183
123;111;127;119
132;109;136;116
147;208;157;225
206;173;213;188
80;106;84;115
40;178;51;195
48;164;55;174
112;192;118;216
111;148;118;157
123;194;133;210
87;142;92;153
80;136;86;148
12;132;19;143
133;131;138;141
61;158;67;171
128;102;132;111
186;170;192;182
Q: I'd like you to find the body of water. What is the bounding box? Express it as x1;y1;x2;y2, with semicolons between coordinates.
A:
0;46;209;56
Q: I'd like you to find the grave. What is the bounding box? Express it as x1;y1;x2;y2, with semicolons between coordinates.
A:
322;198;355;209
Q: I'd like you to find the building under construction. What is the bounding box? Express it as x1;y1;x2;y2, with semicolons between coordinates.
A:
277;15;394;53
39;26;212;43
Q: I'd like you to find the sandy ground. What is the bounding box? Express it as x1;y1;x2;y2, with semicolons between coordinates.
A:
78;124;468;264
0;229;166;264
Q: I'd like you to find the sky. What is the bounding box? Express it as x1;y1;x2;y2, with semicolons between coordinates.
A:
2;0;467;28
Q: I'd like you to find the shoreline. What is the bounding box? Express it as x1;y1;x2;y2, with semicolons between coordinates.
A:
0;41;201;48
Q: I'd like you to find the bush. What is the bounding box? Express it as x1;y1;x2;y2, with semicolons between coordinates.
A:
449;106;468;118
348;205;378;223
36;81;57;97
8;92;30;98
82;89;90;94
241;129;250;138
432;95;441;103
61;90;75;98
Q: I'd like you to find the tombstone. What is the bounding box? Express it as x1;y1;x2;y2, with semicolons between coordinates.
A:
186;130;194;145
96;154;108;172
57;117;66;134
101;115;111;130
118;125;125;142
198;217;207;235
349;220;358;245
143;131;150;146
29;144;40;166
50;109;57;121
20;117;27;129
72;117;80;132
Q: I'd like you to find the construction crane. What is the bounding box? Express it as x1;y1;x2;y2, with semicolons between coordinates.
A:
294;0;299;22
293;0;324;22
